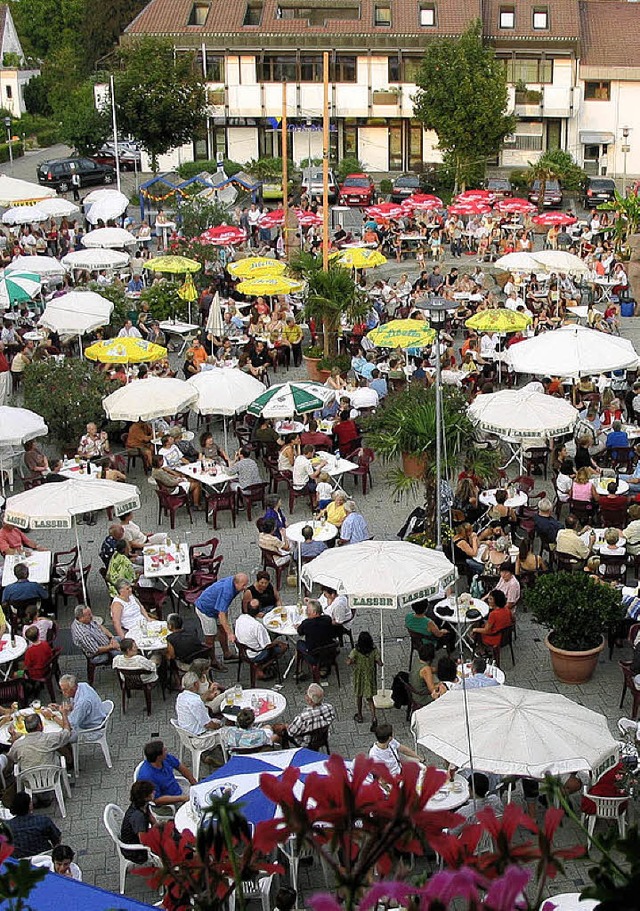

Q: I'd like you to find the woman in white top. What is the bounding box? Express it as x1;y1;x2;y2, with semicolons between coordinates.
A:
110;579;152;637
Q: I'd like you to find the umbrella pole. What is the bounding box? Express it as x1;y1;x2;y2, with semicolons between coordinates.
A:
223;416;228;456
74;521;88;604
373;611;393;709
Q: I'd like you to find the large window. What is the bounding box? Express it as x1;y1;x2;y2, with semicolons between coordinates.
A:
333;55;357;83
505;57;553;84
584;81;611;101
300;55;323;82
388;55;422;83
258;55;296;82
532;7;549;29
375;4;391;25
257;53;356;83
205;53;224;82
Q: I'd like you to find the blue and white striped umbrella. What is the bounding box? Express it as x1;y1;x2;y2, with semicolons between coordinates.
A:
188;748;329;827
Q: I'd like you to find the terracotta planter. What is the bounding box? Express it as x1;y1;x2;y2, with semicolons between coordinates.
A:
544;634;604;684
302;355;322;383
402;451;427;479
318;368;331;383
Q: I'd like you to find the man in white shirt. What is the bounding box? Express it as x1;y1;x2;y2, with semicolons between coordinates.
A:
234;601;288;671
480;332;498;359
292;445;326;493
118;319;142;339
112;639;158;684
176;672;222;739
350;385;379;411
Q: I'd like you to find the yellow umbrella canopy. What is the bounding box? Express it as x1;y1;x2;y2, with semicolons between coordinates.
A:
235;276;304;296
367;319;436;349
144;256;202;274
465;309;532;333
177;273;198;302
330;248;387;269
227;258;287;278
85;338;167;364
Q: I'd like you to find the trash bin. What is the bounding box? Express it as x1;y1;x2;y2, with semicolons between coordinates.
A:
621;301;635;317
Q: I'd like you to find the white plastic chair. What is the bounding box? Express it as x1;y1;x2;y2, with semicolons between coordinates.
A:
103;802;161;894
170;719;227;780
581;788;629;846
278;837;329;895
227;874;273;911
71;699;114;776
17;759;71;818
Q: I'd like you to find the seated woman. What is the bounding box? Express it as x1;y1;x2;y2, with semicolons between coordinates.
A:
570;466;597;504
452;477;482;524
151;453;201;509
242;570;282;613
408;642;437;707
110;579;153;638
452;522;483;579
199;431;229;466
323;491;348;529
120;781;157;863
277;435;299;473
487;489;516;528
106;540;140;596
257;518;291;567
262;493;288;540
471;590;513;653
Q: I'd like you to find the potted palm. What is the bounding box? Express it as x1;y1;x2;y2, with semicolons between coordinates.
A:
525;572;625;684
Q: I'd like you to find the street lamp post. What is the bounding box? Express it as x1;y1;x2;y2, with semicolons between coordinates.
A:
415;295;449;549
621;126;631;197
4;118;12;172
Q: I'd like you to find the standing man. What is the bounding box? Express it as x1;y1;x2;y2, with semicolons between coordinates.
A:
195;573;249;665
70;165;81;202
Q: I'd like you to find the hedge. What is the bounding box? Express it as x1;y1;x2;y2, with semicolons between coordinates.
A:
0;141;24;163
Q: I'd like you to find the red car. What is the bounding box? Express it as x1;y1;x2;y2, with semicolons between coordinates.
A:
339;173;375;207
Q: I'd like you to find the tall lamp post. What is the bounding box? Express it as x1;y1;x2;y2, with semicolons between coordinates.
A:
415;295;449;549
4;118;12;172
621;126;631;197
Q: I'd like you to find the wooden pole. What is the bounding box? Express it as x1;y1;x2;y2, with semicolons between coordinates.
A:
282;80;289;255
322;51;329;271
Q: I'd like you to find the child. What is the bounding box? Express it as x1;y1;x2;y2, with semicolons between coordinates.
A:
22;625;54;680
316;472;333;510
368;722;422;776
347;631;382;730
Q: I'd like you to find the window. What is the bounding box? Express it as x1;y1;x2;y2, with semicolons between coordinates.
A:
584;81;611;101
388;56;421;83
420;4;436;26
499;6;515;28
333;55;357;83
243;2;263;25
375;4;391;25
188;2;210;25
4;86;11;99
343;119;357;157
300;55;323;81
279;4;360;24
532;8;548;29
205;53;224;82
258;54;297;82
505;58;553;84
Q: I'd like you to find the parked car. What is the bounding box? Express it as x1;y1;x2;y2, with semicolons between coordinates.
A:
528;179;563;208
91;143;142;172
485;177;513;199
37;157;116;193
300;170;339;203
582;176;617;208
339;173;375;207
390;172;435;203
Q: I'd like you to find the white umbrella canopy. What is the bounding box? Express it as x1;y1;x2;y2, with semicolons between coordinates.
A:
83;188;125;206
82;227;137;248
0;175;55;207
4;478;141;529
532;250;590;275
39;290;113;337
468;388;578;441
188;368;266;416
205;291;223;337
504;325;638;378
2;205;48;225
6;255;66;277
103;377;198;422
61;248;129;271
0;406;48;447
36;197;80;219
412;686;619;779
86;190;129;225
494;252;541;273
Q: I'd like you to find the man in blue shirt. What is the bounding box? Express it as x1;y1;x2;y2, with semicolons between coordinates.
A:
369;369;388;400
605;420;630;454
294;525;328;561
339;500;370;545
2;563;49;605
137;740;196;807
57;674;107;736
195;573;249;660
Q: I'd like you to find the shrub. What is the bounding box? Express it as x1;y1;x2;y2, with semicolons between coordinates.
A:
139;282;187;323
336;156;367;183
0;142;24;163
176;158;244;179
379;178;393;196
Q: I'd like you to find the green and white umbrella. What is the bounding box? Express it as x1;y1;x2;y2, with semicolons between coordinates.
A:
0;270;41;309
247;381;335;419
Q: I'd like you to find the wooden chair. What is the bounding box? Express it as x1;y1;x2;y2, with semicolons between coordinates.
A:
0;677;27;708
25;647;62;702
619;660;640;719
523;447;549;479
599;502;630;528
116;668;162;716
401;676;425;721
350;448;375;495
52;546;79;580
306;725;331;754
122;433;149;475
238;482;268;521
408;630;426;672
176;574;212;614
53;562;91;611
555;553;584;573
155;487;193;529
86;654;113;687
260;548;288;589
607;446;634;473
295;641;341;685
569;497;597;525
599;553;628;584
189;538;221;574
483;625;516;669
206;488;237;529
264;458;291;495
285;477;315;513
236;641;282;688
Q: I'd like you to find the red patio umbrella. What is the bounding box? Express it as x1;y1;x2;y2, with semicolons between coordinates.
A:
494;197;537;215
448;201;492;216
455;189;496;205
532;212;578;226
199;225;248;246
258;209;285;229
365;202;405;221
401;193;443;212
296;210;322;227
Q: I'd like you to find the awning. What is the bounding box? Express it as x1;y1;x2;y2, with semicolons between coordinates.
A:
579;131;615;145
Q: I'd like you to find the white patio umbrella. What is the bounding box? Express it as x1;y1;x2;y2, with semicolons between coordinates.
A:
61;248;130;271
83;188;125;206
301;541;457;706
0;406;48;446
2;205;48;225
36;197;80;219
504;325;638;378
494;252;541;273
412;686;619;779
0;175;55;207
86;190;129;225
205;291;224;338
532;250;590;275
102;377;198;422
39;290;113;340
188;367;265;451
82;227;137;249
4;479;141;601
6;255;66;277
468;388;578;441
247;381;335;419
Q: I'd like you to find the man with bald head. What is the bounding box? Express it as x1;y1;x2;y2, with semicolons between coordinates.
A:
195;573;249;665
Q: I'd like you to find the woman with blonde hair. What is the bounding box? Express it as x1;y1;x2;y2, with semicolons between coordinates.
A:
571;466;597;503
325;367;346;391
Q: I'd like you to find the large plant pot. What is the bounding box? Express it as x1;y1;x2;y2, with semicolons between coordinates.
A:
544;634;604;684
318;368;331;383
402;451;427;479
303;355;322;383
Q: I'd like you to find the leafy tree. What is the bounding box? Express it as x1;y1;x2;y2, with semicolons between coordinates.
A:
524;158;562;212
529;148;587;192
413;20;515;192
80;0;146;70
139;282;187;323
113;38;206;172
336;156;367;183
57;82;111;154
23;76;52;117
178;197;229;238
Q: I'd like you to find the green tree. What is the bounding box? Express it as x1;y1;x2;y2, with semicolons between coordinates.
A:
413;20;515;192
58;82;111;154
23;76;52;117
525;158;562;212
532;148;586;192
179;197;230;238
113;38;206;172
80;0;146;70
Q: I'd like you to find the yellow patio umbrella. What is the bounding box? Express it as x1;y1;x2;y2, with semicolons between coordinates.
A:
177;272;198;303
465;309;532;333
227;258;286;278
85;338;167;364
330;248;387;269
235;276;304;296
367;319;436;349
144;256;202;274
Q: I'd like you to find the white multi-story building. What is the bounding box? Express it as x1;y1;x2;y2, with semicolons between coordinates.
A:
124;0;638;178
0;4;39;118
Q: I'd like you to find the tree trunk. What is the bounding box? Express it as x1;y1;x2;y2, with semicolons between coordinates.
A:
538;176;546;212
323;315;340;358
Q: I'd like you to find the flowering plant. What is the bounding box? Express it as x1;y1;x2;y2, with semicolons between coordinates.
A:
0;836;47;911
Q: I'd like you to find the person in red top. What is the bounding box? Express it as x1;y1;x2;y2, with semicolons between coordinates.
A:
0;523;44;556
300;420;330;451
22;626;54;680
0;341;9;406
472;590;513;649
580;762;628;816
333;411;360;456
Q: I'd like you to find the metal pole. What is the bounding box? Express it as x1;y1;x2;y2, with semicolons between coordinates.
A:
4;119;12;172
281;80;288;255
622;127;631;197
110;74;121;193
435;325;442;549
322;52;329;271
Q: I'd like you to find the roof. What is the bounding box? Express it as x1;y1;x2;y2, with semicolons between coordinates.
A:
126;0;483;42
483;0;581;40
579;1;640;67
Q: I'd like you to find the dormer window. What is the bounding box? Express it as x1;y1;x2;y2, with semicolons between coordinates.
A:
375;4;391;26
533;8;549;29
420;4;436;26
188;2;210;25
499;6;515;28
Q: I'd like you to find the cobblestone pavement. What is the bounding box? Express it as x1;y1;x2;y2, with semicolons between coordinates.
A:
5;237;638;906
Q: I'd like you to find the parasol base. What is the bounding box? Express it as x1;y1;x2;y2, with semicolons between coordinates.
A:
373;688;394;709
